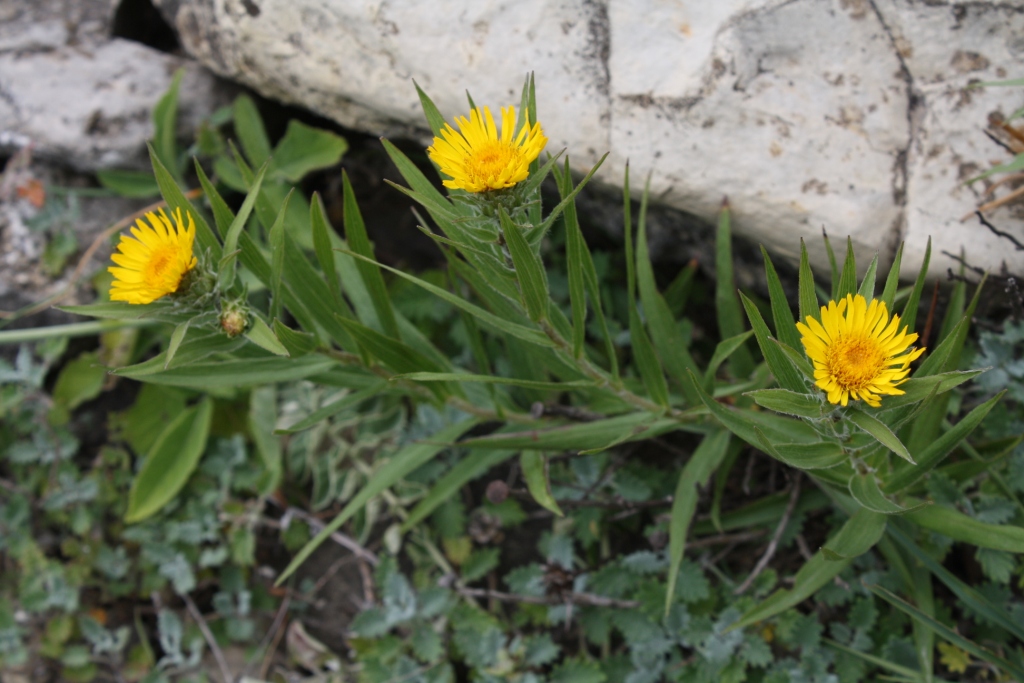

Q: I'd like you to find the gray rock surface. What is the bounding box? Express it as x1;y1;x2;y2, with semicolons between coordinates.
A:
0;0;226;172
151;0;1024;279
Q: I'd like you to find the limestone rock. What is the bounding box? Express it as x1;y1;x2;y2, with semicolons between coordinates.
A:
0;0;226;172
145;2;1024;275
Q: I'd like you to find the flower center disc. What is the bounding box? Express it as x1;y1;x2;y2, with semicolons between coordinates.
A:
465;141;520;185
827;335;885;391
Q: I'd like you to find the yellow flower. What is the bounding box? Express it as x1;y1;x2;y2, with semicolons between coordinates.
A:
109;208;197;304
427;105;547;193
796;293;925;408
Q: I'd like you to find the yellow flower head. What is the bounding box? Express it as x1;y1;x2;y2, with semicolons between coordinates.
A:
427;105;548;193
108;208;197;304
796;294;925;408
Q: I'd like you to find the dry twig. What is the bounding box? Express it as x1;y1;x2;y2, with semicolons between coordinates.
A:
182;592;233;683
734;473;802;595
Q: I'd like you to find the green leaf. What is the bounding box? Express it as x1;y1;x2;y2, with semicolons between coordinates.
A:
271;120;348;182
754;434;849;470
900;237;930;330
459;412;694;452
193;160;234;239
413;80;447;137
502;209;549;322
733;508;886;629
836;237;858;300
342;172;398;338
704;331;756;390
309;193;342;305
148;143;221;258
164;319;191;369
95;170;159;198
745;389;828;419
635;176;700;400
125;398;213;523
115;355;338;389
268;189;293;320
276;382;387;435
798;239;818;324
534;153;608;238
342;250;554;348
521;450;563;516
847;409;914;464
887;524;1024;642
884;391;1004;493
875;370;983;411
278;233;358;350
905;501;1024;552
272;320;317;357
880;242;903;312
716;201;753;376
666;430;730;611
219;161;269;289
51;351;106;413
397;372;593;391
233;94;272;167
823;231;840;299
558;160;588;358
403;449;515;532
690;370;818;448
277;419;479;584
151;69;183;179
857;254;878;300
760;246;802;350
628;306;670;407
740;293;807;393
848;473;923;514
869;584;1024;681
336;317;444;379
245;317;289;356
249;386;282;495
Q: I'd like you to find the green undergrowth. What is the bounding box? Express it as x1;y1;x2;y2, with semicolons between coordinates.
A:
0;74;1023;683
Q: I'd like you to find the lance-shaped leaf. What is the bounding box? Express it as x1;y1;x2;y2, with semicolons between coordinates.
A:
233;94;272;167
745;389;829;419
666;430;731;611
887;524;1024;642
115;356;339;390
636;174;700;400
732;507;886;629
397;372;593;391
879;242;903;312
521;450;563;516
344;251;554;348
900;237;930;330
835;237;858;300
164;319;191;370
219;161;269;289
753;430;849;470
760;246;802;350
869;584;1024;681
502;208;549;322
278;419;479;584
343;171;399;338
716;202;754;376
848;472;926;515
875;370;983;411
125;397;213;523
884;391;1004;493
273;320;317;357
245;317;289;357
905;502;1024;552
193;160;234;239
740;293;806;393
798;239;818;324
276;382;388;435
847;409;914;464
268;189;293;320
459;412;695;452
403;449;515;532
152;69;184;180
704;332;756;391
556;158;588;358
857;254;878;300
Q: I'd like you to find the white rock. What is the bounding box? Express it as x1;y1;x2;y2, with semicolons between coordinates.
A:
153;0;1024;277
0;0;225;172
